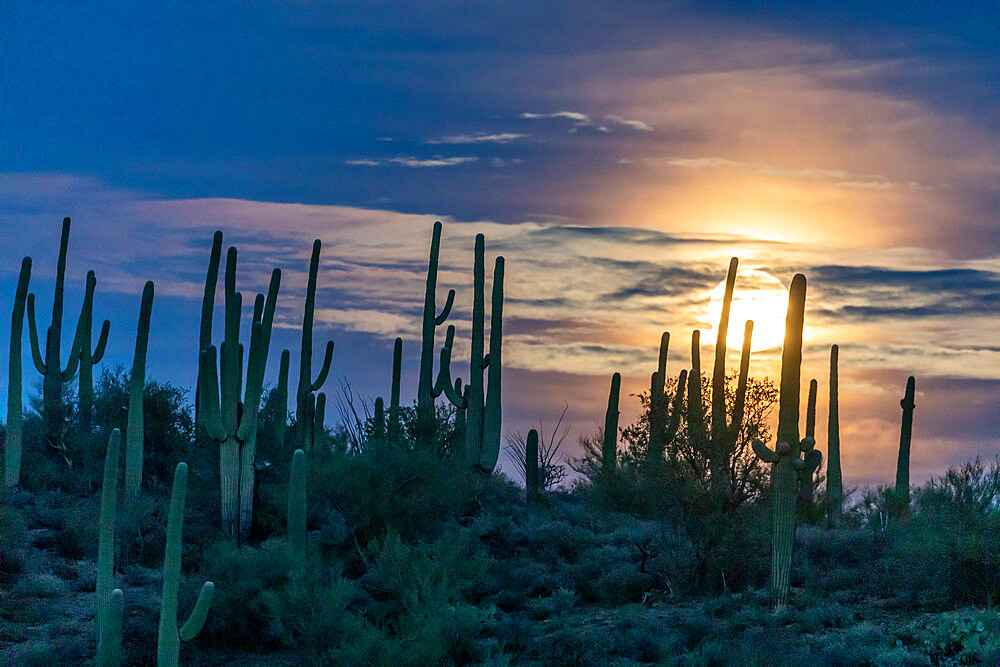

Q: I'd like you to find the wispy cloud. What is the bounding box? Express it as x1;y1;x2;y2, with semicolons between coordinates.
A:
605;114;654;131
345;156;479;168
520;110;591;124
425;132;526;144
520;110;655;132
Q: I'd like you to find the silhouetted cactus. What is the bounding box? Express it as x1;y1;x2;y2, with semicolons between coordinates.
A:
313;392;326;452
288;449;307;553
603;373;621;478
96;429;121;660
296;239;335;450
199;245;281;540
26;217;83;435
124;281;154;498
373;397;386;446
157;462;214;667
893;376;916;515
687;330;708;453
273;349;290;448
76;270;111;433
433;324;468;411
5;257;30;487
465;234;504;473
196;230;223;431
751;273;807;611
526;429;539;504
797;379;822;505
418;221;457;447
388;337;402;445
648;333;670;458
826;345;842;528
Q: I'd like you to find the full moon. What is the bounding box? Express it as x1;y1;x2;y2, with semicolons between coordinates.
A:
705;269;788;352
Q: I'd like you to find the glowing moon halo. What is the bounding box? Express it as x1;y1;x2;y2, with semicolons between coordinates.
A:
705;269;788;352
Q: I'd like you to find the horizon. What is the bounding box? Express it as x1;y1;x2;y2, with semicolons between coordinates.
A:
1;2;997;489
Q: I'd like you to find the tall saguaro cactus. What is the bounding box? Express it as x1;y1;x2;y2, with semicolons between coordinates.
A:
388;337;402;445
199;245;281;539
288;449;307;553
296;240;335;450
893;376;916;513
76;270;111;433
751;273;807;611
687;330;708;452
26;217;83;434
96;429;121;659
827;345;842;528
5;257;31;487
648;333;670;459
124;282;154;498
418;221;457;447
196;231;224;430
271;349;290;448
465;234;505;473
157;462;215;667
603;373;621;478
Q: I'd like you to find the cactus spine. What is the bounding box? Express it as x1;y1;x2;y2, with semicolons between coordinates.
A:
894;376;916;512
124;281;154;498
296;240;335;450
76;270;111;433
96;429;121;659
797;379;822;505
751;273;807;611
388;337;402;445
526;429;540;504
5;257;30;487
603;373;621;478
826;345;842;528
288;449;307;553
26;217;83;435
157;462;214;667
465;234;504;473
199;245;281;540
418;221;457;447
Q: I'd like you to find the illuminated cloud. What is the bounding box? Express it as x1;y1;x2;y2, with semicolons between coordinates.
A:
425;133;526;144
345;156;479;168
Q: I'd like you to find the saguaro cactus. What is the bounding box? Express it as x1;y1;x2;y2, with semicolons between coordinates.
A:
826;345;842;528
288;449;307;553
893;376;916;513
687;330;708;452
418;221;457;447
296;240;335;450
313;392;327;452
603;373;621;478
797;379;822;505
196;231;223;430
648;333;670;459
5;257;31;487
76;270;111;433
465;234;505;473
96;429;121;659
97;588;124;667
157;462;214;667
124;281;154;498
373;397;386;447
26;217;83;434
388;337;402;445
526;429;540;504
751;273;807;611
199;245;281;539
272;349;290;448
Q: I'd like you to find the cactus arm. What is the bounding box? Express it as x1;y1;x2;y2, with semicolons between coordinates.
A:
60;318;84;381
97;588;124;667
805;378;818;439
287;449;307;553
465;234;486;469
665;369;687;444
237;267;284;441
310;340;334;391
827;345;842;528
124;281;154;498
26;294;47;374
91;319;111;364
751;438;779;463
96;429;121;643
603;373;621;478
195;231;223;428
178;582;215;641
433;325;466;407
435;288;455;325
198;346;228;442
274;349;290;447
480;256;504;472
648;333;669;456
711;257;738;443
220;248;241;434
729;320;753;442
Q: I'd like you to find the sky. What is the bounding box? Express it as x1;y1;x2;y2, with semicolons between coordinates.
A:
1;2;997;488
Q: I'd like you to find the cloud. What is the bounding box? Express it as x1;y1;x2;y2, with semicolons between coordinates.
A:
425;133;526;144
605;114;654;131
344;156;479;168
520;110;591;123
519;111;655;133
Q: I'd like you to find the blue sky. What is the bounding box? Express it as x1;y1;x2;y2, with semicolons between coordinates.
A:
1;2;997;486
